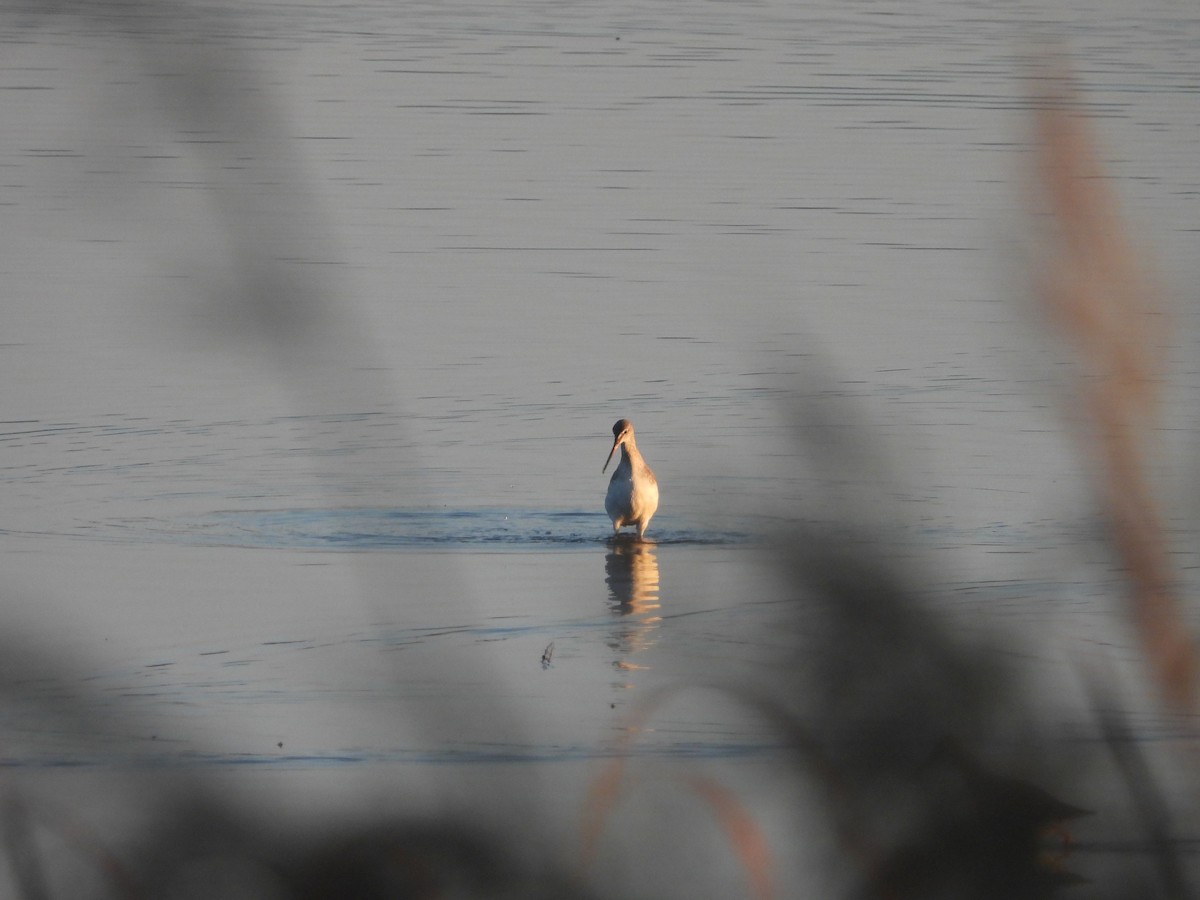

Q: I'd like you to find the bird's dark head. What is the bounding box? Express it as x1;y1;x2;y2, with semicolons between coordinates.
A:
603;419;635;473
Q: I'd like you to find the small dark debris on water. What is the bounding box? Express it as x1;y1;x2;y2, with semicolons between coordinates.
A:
540;642;554;669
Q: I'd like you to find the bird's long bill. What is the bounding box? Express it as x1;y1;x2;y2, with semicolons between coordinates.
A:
602;438;619;474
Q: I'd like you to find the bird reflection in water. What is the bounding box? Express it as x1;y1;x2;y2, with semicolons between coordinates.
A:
604;537;662;682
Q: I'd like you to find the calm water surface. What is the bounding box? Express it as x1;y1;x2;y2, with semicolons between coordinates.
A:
2;0;1200;893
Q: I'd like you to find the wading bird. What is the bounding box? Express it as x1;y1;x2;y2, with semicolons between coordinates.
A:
602;419;659;540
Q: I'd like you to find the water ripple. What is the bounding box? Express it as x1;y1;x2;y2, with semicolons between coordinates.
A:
155;507;750;550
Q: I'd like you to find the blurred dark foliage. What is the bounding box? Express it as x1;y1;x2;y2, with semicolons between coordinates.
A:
773;533;1089;900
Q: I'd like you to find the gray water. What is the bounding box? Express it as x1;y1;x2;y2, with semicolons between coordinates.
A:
3;0;1200;896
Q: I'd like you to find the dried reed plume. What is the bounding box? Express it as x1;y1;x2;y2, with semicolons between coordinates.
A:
1030;61;1197;713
